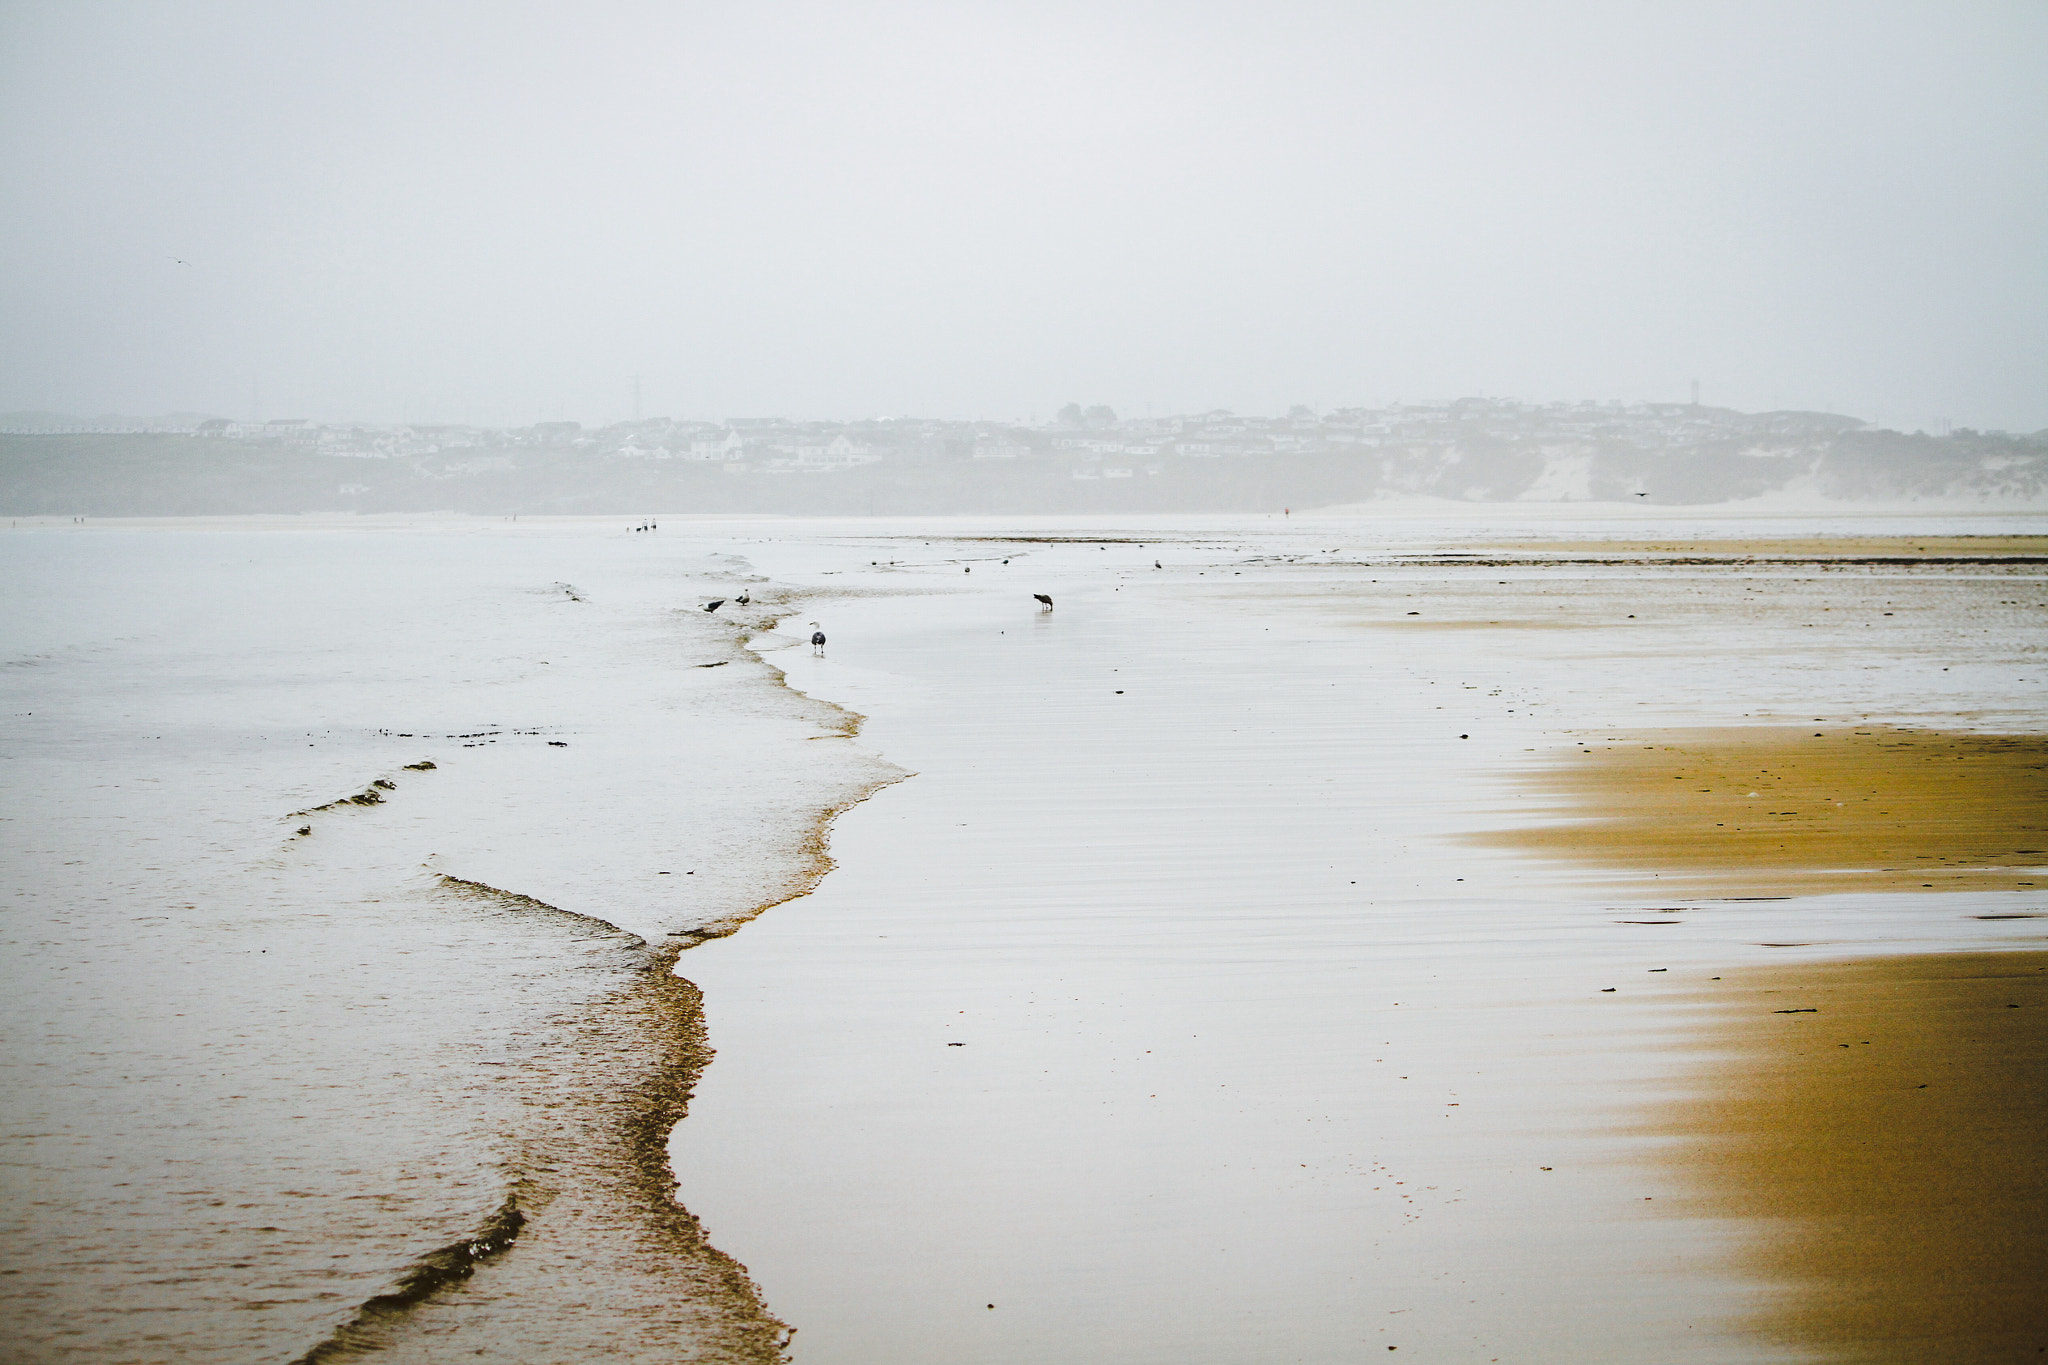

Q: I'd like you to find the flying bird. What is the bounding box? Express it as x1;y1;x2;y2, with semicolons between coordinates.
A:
1034;594;1054;611
703;599;725;612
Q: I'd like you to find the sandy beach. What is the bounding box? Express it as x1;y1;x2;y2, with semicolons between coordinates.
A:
2;508;2043;1363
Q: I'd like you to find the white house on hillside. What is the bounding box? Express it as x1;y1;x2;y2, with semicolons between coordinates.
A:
795;434;880;469
692;431;750;461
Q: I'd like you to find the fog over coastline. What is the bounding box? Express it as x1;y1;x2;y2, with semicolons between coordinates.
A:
3;1;2044;433
7;397;2046;516
7;8;2048;1360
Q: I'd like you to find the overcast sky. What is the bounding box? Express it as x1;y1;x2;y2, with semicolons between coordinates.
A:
2;1;2043;430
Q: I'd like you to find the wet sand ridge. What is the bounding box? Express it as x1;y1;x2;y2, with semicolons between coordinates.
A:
299;901;792;1365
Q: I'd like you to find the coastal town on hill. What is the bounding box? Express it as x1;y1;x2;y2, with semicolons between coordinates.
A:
4;398;2045;514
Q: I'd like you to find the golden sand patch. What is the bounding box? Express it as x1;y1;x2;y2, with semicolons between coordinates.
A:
1478;727;2048;896
1351;616;1601;630
1476;535;2048;560
1662;952;2048;1364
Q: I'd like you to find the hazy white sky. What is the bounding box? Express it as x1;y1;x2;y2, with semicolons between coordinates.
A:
2;1;2043;429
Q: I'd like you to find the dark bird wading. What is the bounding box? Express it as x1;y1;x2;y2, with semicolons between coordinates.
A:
1033;594;1054;611
809;623;827;655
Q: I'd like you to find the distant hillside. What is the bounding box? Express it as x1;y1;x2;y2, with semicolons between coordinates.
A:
3;422;2044;516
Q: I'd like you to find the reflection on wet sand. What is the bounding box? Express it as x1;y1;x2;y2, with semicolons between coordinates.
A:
1475;726;2048;896
1663;954;2048;1364
1470;708;2048;1357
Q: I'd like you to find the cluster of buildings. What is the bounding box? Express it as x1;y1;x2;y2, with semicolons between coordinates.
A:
8;399;2040;508
20;401;2040;499
77;399;1902;477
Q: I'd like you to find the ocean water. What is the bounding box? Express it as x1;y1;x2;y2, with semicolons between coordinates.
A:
3;510;2042;1363
0;518;893;1363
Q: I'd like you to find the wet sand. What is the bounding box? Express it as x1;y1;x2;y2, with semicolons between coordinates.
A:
1457;534;2048;561
664;515;2040;1363
1475;726;2048;895
1468;695;2048;1356
1662;952;2048;1364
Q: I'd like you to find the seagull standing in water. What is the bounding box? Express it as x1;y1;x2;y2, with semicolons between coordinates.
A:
810;623;827;655
1034;594;1054;611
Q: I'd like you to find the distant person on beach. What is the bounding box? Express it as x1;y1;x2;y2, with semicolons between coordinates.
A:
810;624;826;655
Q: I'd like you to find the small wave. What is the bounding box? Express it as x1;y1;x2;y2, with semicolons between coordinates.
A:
289;1197;527;1364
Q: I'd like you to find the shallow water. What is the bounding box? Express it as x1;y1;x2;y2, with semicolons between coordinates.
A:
0;520;890;1362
